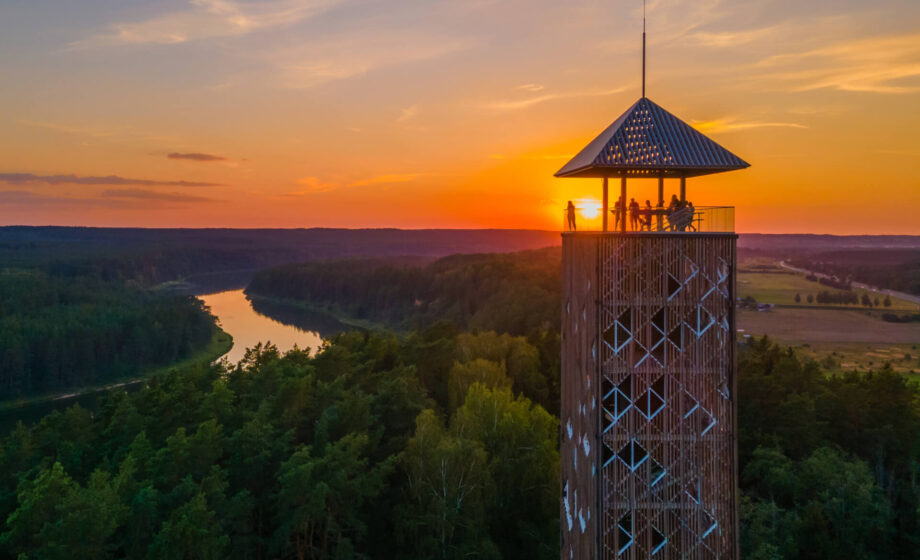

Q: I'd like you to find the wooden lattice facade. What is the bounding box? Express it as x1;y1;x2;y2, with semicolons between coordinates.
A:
561;232;739;559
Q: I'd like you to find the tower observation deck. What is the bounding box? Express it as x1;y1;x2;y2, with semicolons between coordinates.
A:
557;91;749;558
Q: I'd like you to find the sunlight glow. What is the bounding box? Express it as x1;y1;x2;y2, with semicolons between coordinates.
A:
578;199;602;219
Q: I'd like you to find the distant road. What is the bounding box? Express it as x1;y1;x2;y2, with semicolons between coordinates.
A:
779;261;920;307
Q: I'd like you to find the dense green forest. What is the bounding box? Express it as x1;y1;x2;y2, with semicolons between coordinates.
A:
0;268;215;399
737;338;920;559
246;248;561;336
2;328;918;559
0;328;560;559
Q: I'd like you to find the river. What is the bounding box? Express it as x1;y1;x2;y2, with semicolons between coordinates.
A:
200;289;330;363
0;289;345;431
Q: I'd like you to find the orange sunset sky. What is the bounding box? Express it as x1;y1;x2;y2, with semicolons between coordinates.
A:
1;0;919;233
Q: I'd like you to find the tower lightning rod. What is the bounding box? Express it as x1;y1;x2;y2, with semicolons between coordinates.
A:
642;0;646;97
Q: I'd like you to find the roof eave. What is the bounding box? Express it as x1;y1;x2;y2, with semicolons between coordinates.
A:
555;163;750;179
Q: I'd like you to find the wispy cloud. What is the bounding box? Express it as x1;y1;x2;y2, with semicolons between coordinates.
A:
0;191;62;205
483;85;628;111
0;190;138;209
397;105;419;123
489;153;573;160
595;0;727;53
167;152;227;162
18;120;118;138
289;176;337;194
756;33;920;94
351;173;425;187
282;172;424;195
689;25;780;48
101;188;214;203
516;84;545;92
692;118;807;134
278;33;473;89
785;104;850;116
0;173;221;187
0;189;211;208
71;0;340;48
18;120;181;145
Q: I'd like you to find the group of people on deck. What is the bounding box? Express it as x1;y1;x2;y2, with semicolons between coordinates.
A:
565;195;696;232
612;194;695;231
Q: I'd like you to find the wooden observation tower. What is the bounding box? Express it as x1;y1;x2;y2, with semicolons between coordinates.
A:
557;14;749;560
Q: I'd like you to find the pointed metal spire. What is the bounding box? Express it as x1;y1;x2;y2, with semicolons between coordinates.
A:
642;0;646;98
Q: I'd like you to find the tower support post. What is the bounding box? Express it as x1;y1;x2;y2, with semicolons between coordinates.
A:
657;177;664;230
620;178;627;233
602;177;609;232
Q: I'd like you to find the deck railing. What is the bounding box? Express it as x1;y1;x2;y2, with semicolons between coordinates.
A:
563;205;734;233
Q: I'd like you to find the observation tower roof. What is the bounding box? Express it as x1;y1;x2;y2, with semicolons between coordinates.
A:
555;97;750;179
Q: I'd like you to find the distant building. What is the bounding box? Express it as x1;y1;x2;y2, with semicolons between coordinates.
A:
557;20;749;559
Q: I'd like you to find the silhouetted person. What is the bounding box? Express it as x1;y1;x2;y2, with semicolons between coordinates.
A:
644;199;654;230
566;201;576;231
667;194;680;214
629;198;640;230
613;196;624;229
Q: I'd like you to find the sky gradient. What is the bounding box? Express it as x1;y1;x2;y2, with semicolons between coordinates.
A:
1;0;918;233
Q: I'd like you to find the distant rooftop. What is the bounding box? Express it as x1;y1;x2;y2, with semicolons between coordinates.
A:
555;97;750;179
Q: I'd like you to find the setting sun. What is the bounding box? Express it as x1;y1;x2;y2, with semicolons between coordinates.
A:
577;199;602;220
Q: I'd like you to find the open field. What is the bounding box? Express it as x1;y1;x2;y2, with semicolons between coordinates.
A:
738;270;919;311
738;307;920;344
737;260;920;375
738;307;920;374
792;341;920;377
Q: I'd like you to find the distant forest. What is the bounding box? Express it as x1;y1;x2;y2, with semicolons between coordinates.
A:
789;249;920;296
0;227;560;286
4;226;915;290
246;248;562;336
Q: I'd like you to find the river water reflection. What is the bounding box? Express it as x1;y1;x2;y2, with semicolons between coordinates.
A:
200;289;342;363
